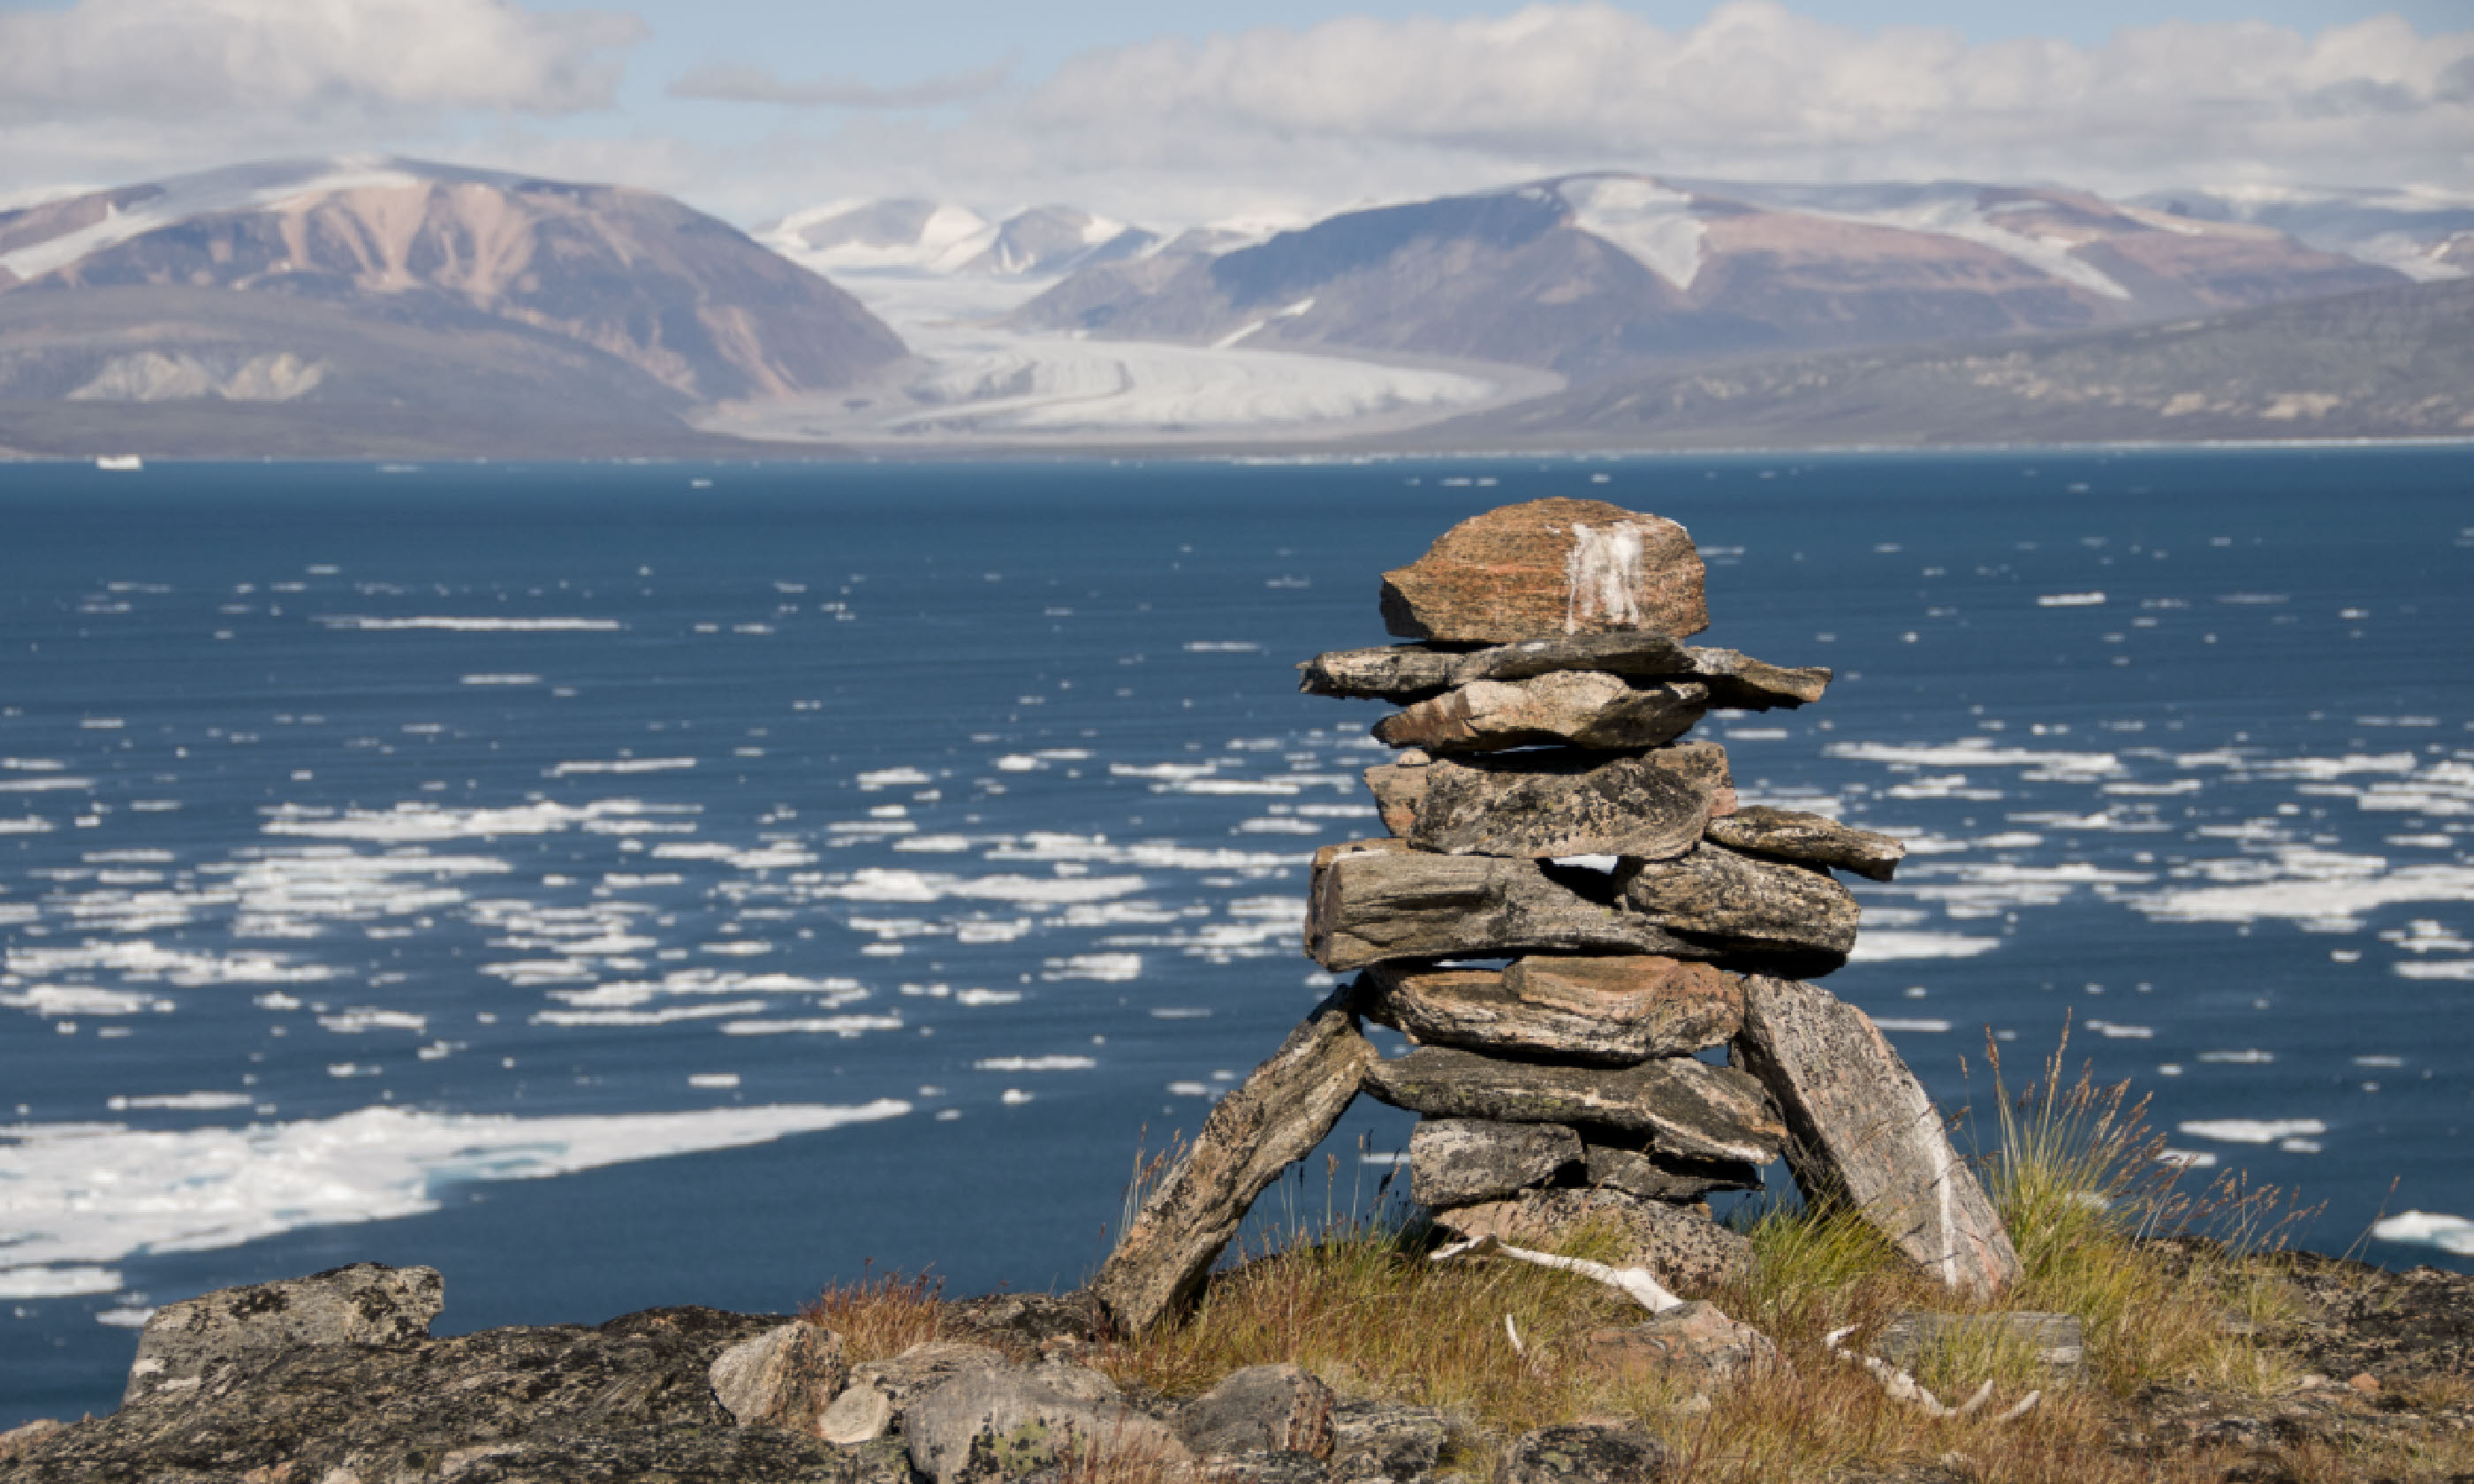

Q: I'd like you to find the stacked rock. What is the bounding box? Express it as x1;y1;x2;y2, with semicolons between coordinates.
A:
1093;498;2020;1336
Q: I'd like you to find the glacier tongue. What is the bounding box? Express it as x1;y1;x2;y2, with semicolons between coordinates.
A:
1559;177;1709;292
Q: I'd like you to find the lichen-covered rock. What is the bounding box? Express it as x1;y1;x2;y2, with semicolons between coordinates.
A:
1174;1363;1335;1458
1734;975;2021;1296
1408;746;1725;860
1435;1189;1754;1293
1366;956;1742;1065
1362;1045;1785;1165
1580;1135;1765;1201
1306;842;1702;972
711;1319;848;1435
1581;1302;1780;1390
121;1261;444;1409
1503;1423;1674;1484
818;1341;1009;1445
1377;498;1709;642
1327;1399;1452;1484
1681;647;1830;710
1617;844;1859;962
904;1360;1187;1484
1703;806;1905;882
1408;1117;1583;1207
1375;673;1706;754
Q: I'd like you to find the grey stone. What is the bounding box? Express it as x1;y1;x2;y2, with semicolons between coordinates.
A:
1734;975;2022;1296
1299;646;1465;702
1300;632;1695;702
1377;499;1708;644
818;1342;1008;1445
711;1320;848;1435
1093;985;1376;1333
904;1361;1187;1484
1305;840;1704;973
1503;1424;1673;1484
1703;806;1905;882
1374;673;1706;755
1683;647;1831;710
1408;1117;1582;1207
1366;956;1742;1065
1408;746;1724;860
1174;1363;1335;1459
1581;1136;1765;1200
122;1261;444;1408
1192;1450;1339;1484
1327;1399;1451;1484
1871;1311;2084;1374
1617;844;1859;962
1362;1045;1785;1165
1580;1302;1780;1390
1434;1188;1755;1293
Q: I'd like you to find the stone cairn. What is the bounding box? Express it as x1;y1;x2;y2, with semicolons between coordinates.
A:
1095;497;2022;1336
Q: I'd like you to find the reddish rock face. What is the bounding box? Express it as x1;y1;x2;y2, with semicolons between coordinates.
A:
1379;497;1709;642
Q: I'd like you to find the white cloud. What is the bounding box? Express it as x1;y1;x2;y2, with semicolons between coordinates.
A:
0;0;642;126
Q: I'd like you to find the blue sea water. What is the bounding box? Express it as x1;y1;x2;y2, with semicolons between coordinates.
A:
3;448;2470;1424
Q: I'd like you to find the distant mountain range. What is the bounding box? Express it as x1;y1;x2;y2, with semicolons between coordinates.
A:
2;159;2467;458
0;158;906;457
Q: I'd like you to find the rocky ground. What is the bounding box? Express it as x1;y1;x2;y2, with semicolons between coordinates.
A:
1;1245;2466;1484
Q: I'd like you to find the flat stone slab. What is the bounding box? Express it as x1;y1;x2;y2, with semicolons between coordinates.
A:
1686;647;1831;710
1367;955;1742;1064
1375;672;1706;754
1618;843;1859;961
1302;632;1693;702
1734;975;2022;1296
1704;806;1905;882
1093;984;1376;1332
1435;1187;1754;1292
1408;1117;1582;1207
1306;840;1704;971
1408;744;1727;860
1581;1134;1766;1200
1362;1044;1784;1164
1379;498;1710;642
1871;1311;2085;1375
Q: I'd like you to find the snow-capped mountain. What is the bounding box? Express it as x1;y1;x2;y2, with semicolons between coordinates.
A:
2124;185;2474;285
1010;173;2404;378
759;199;1158;279
0;156;906;453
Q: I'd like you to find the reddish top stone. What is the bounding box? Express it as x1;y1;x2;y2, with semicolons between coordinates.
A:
1380;498;1709;642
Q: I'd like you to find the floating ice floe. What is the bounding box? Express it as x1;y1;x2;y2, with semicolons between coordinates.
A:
1040;953;1142;982
2175;1117;2326;1145
2372;1211;2474;1255
321;617;622;632
974;1056;1097;1071
1848;931;2002;962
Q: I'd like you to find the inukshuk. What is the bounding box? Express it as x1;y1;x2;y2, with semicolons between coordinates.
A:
1094;498;2022;1335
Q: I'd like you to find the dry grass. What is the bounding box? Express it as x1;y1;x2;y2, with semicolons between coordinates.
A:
809;1034;2407;1482
801;1267;949;1362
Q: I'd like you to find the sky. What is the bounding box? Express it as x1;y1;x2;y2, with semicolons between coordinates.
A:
0;0;2468;229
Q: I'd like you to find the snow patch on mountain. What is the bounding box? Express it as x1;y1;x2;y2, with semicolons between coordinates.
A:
1557;177;1707;290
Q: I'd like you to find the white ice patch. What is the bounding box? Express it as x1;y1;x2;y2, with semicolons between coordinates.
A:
1557;178;1707;290
1565;521;1647;632
0;1265;124;1300
973;1056;1097;1071
1041;952;1142;981
1825;738;2123;778
1798;193;2134;300
0;1101;909;1283
320;617;620;632
1848;931;2003;962
2372;1211;2474;1254
263;799;680;842
2175;1117;2326;1144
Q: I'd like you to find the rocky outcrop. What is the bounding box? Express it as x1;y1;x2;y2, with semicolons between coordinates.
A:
120;1261;444;1408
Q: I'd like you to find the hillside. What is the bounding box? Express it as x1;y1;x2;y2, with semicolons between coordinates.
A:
1415;276;2474;450
0;158;907;458
1010;174;2402;381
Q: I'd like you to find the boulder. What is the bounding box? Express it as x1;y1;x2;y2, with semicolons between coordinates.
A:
1617;844;1859;961
1328;1399;1452;1484
1503;1424;1674;1484
1174;1363;1336;1458
1702;806;1905;882
1581;1136;1765;1201
1366;957;1742;1064
905;1360;1188;1484
1434;1189;1754;1292
1734;975;2022;1296
1375;673;1706;754
1871;1311;2084;1375
1362;1045;1785;1165
1306;842;1703;972
1683;647;1831;710
1408;746;1725;860
710;1320;847;1435
1408;1118;1583;1207
1093;984;1376;1333
818;1341;1009;1445
1377;498;1709;642
121;1261;444;1408
1362;752;1432;836
1581;1301;1780;1390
